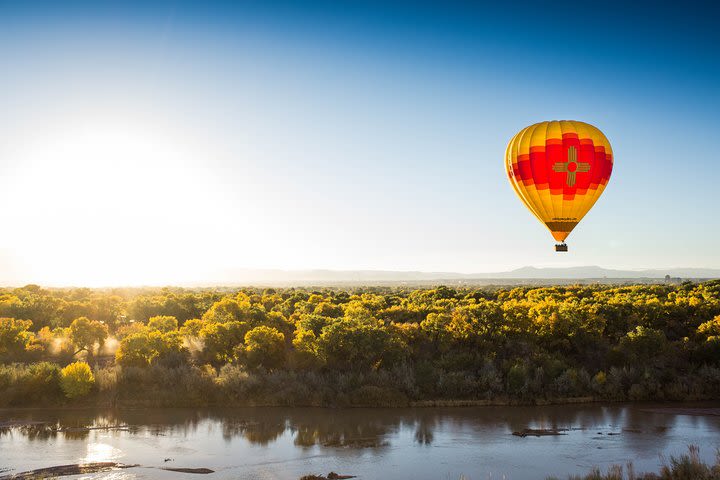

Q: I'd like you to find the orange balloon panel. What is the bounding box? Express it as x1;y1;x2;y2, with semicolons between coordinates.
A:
505;120;613;242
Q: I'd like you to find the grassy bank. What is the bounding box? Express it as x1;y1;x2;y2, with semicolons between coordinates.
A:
547;445;720;480
2;361;720;408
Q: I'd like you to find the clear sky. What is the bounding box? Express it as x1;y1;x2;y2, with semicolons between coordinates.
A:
1;1;719;286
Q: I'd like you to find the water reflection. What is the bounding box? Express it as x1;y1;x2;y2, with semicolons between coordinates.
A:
221;418;286;445
2;404;718;448
83;443;123;463
2;404;720;480
414;416;435;445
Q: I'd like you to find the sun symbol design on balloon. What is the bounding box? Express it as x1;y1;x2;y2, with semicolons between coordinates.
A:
505;120;614;249
552;146;591;187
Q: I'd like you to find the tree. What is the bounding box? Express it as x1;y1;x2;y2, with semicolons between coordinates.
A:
179;318;205;337
294;314;332;336
313;302;343;318
60;361;95;398
318;317;405;371
115;329;186;368
202;298;244;324
0;317;33;362
291;328;324;369
262;311;294;339
151;331;187;367
2;287;61;330
116;331;156;367
201;296;268;326
198;321;247;365
148;315;179;333
695;316;720;364
698;315;720;340
243;326;286;369
620;326;668;363
67;317;108;360
420;313;451;351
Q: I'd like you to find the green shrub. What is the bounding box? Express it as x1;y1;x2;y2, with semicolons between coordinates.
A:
347;385;408;407
94;365;118;393
507;362;527;395
0;362;63;405
25;362;63;402
115;364;215;406
60;361;95;398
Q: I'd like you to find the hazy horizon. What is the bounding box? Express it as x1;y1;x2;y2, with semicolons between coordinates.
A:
3;264;720;289
2;1;719;286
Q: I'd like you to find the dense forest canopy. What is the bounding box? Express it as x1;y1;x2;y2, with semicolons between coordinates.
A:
1;281;719;406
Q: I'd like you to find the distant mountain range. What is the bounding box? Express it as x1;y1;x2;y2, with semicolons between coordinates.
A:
210;266;720;286
483;266;720;279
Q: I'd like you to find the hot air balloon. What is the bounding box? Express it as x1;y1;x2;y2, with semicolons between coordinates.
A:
505;120;613;251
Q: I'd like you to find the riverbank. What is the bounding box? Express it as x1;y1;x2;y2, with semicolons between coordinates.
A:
547;445;720;480
3;360;720;409
409;396;596;407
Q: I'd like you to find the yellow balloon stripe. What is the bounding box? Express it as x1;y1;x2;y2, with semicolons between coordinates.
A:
505;120;613;244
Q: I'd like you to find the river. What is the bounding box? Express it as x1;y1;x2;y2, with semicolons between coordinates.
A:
1;403;719;479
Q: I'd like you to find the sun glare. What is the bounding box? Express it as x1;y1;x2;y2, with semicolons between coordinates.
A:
82;442;123;463
2;120;233;286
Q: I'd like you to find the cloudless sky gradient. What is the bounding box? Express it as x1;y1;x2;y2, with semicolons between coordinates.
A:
1;1;719;285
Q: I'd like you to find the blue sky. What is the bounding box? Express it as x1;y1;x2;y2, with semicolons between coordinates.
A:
1;1;719;285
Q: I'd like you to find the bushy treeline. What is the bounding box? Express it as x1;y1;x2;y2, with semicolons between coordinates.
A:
1;281;720;406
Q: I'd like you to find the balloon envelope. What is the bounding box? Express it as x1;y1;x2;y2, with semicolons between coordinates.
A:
505;120;613;243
